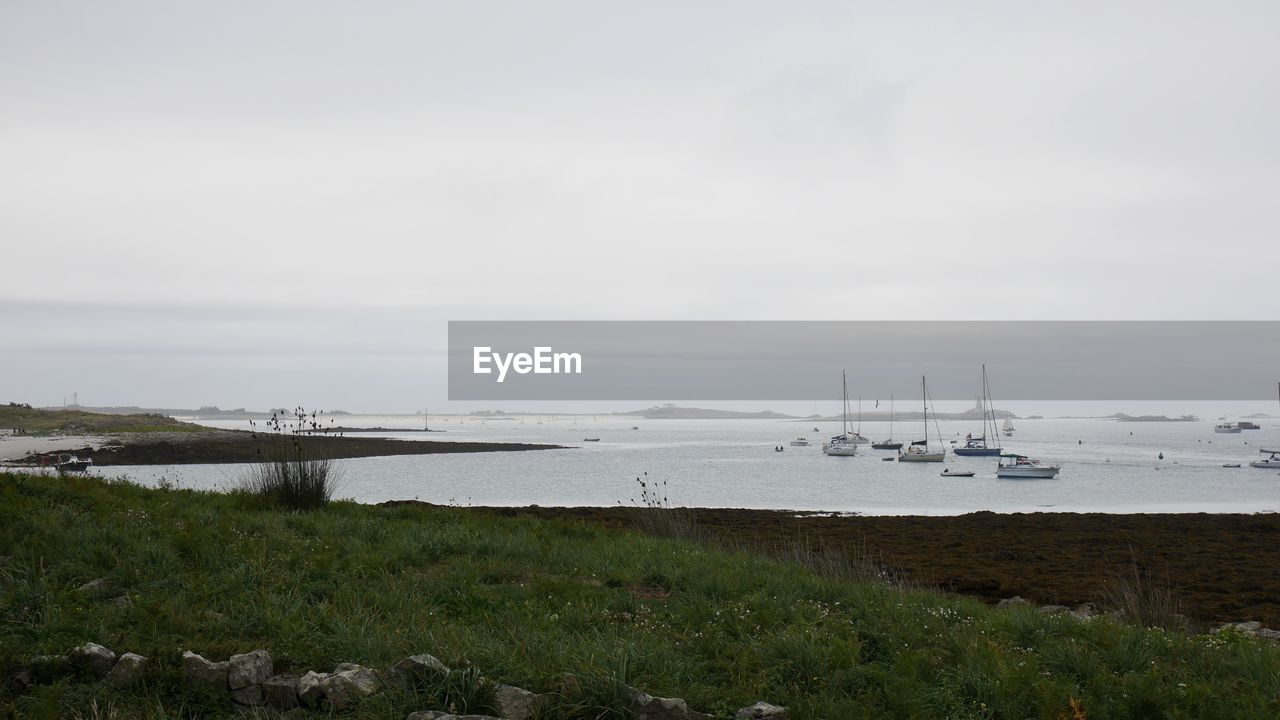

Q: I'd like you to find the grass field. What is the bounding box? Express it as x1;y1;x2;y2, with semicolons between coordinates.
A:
1;471;1278;719
0;406;199;436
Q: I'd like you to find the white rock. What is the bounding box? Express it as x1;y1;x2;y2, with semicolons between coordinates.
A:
227;649;272;689
736;701;789;720
492;683;545;720
182;651;229;688
68;643;117;678
321;664;380;708
298;670;329;707
104;652;147;686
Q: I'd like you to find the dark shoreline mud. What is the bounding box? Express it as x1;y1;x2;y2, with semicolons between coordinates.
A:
16;430;565;466
450;504;1280;626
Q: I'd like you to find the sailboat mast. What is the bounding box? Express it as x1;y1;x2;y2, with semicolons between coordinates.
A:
922;375;928;450
890;394;894;439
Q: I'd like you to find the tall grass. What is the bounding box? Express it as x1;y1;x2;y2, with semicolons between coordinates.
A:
1100;550;1190;631
625;473;701;542
241;407;341;510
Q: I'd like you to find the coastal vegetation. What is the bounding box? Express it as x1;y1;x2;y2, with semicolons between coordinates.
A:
3;472;1279;719
0;404;199;436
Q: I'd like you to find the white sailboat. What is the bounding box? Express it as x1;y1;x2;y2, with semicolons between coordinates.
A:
899;376;944;462
872;394;903;450
955;365;1002;456
823;370;860;456
1001;418;1015;436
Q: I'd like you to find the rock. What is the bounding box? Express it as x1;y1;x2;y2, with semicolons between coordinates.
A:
1074;603;1098;618
182;651;229;688
492;683;545;720
321;663;381;708
736;701;789;720
263;674;300;710
106;595;133;610
1235;621;1263;634
385;653;450;689
406;714;501;720
68;642;117;678
7;668;33;690
298;670;329;707
104;652;147;686
76;578;107;593
996;596;1028;608
1039;605;1070;616
228;649;273;689
231;684;265;706
628;690;689;720
404;707;499;712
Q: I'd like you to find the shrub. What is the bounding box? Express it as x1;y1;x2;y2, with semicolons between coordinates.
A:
241;406;341;510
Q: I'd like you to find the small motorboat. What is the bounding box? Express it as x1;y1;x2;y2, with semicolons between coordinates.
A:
881;456;895;461
872;441;903;450
631;426;639;430
55;454;93;473
813;426;821;432
583;438;601;442
789;437;810;447
1223;463;1241;468
1215;422;1243;434
996;453;1060;479
774;446;784;452
941;469;974;477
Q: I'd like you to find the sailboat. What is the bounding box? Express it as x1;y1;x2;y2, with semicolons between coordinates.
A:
899;376;945;462
1001;418;1015;436
954;365;1002;456
823;371;860;456
872;394;903;450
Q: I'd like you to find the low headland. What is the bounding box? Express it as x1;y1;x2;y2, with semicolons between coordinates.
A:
0;405;563;467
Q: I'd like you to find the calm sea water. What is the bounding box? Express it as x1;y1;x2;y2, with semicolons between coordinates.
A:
89;413;1280;515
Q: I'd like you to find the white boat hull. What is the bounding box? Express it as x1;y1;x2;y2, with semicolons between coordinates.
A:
899;452;944;462
997;465;1060;478
823;444;859;456
1249;460;1280;468
1215;427;1242;434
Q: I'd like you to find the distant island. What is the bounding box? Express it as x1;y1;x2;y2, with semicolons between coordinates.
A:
1107;413;1200;423
616;405;797;420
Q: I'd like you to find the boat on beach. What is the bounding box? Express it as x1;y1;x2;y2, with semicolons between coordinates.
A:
55;454;92;473
996;453;1060;478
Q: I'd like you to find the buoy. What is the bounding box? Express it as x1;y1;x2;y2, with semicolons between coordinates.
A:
1158;452;1164;460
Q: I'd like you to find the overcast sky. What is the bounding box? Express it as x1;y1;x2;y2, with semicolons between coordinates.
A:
2;1;1277;410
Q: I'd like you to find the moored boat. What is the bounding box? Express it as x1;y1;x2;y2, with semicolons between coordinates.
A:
1249;449;1280;469
898;376;944;462
954;365;1004;456
996;453;1060;478
823;371;861;456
